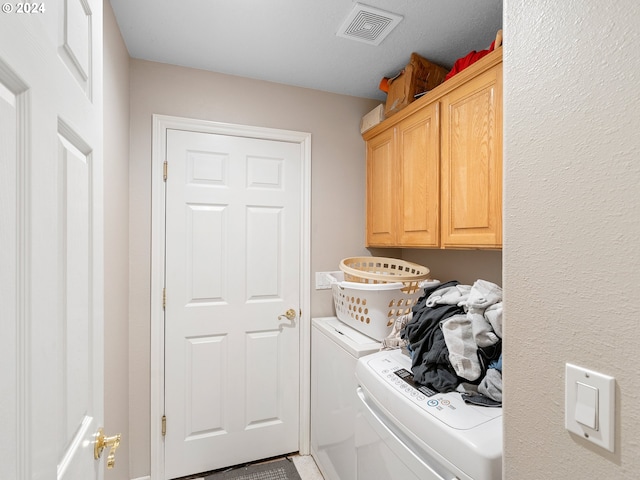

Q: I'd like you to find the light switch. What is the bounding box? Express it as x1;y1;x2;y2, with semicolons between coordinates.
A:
565;363;615;452
575;382;598;429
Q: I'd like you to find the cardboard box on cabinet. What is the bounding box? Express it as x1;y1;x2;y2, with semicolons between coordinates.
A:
384;53;449;117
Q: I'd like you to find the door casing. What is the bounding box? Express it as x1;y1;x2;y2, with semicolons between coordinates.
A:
150;114;312;479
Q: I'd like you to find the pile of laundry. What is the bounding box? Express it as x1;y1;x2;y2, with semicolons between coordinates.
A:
381;279;503;407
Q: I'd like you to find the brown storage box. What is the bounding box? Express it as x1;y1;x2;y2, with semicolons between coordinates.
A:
384;53;449;117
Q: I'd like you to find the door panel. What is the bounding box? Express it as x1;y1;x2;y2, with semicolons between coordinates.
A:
246;206;282;297
185;336;226;437
186;204;226;303
0;1;104;479
59;132;92;466
164;129;301;479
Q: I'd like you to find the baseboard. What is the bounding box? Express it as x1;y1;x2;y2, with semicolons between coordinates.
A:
131;476;151;480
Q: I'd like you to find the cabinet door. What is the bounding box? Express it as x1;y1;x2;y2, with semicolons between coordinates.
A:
366;127;396;246
397;103;440;247
441;63;502;248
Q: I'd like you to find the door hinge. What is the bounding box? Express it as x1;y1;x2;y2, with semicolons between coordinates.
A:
162;287;166;309
163;160;168;181
162;415;166;436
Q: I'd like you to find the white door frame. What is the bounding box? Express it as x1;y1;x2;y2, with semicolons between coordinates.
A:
150;114;312;479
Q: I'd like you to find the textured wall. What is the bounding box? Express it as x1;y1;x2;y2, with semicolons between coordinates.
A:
503;0;640;478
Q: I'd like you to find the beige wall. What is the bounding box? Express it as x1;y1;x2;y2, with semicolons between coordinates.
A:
128;59;379;477
503;1;640;478
403;249;502;286
103;2;130;479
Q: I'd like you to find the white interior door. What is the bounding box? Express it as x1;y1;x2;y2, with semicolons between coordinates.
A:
0;2;105;479
164;128;303;478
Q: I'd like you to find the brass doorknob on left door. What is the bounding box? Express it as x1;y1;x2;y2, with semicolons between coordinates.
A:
94;428;121;469
278;308;296;321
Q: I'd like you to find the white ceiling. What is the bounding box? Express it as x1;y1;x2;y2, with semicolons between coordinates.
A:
109;0;503;101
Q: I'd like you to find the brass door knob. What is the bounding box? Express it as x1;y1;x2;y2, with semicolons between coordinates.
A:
94;428;121;469
278;308;297;321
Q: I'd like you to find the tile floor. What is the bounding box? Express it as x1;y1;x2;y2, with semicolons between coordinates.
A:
291;455;324;480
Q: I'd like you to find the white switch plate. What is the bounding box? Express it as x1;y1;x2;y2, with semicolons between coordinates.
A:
565;363;615;452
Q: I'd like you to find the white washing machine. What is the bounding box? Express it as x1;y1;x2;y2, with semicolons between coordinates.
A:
311;316;381;480
355;349;502;480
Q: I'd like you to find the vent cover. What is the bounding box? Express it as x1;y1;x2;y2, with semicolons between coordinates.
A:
337;3;403;46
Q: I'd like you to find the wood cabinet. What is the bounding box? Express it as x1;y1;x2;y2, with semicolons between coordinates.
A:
366;103;440;247
366;125;395;246
441;61;502;248
364;48;502;249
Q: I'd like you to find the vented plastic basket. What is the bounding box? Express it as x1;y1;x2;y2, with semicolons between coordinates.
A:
331;257;432;341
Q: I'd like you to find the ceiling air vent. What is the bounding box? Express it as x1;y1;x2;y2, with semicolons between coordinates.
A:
337;3;403;46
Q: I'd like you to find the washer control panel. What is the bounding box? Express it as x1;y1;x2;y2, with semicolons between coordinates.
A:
392;367;437;398
366;353;501;429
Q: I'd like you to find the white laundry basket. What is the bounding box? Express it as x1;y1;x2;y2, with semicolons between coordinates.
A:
331;257;432;341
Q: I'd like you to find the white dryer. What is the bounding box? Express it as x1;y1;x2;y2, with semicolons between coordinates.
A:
311;317;381;480
355;349;502;480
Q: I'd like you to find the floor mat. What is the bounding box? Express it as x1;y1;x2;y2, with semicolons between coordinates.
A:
204;458;301;480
